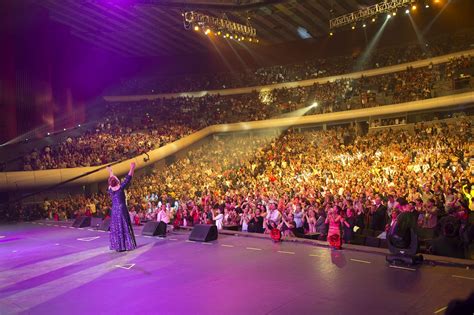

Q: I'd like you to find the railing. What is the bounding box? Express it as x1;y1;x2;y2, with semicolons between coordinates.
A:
1;91;473;190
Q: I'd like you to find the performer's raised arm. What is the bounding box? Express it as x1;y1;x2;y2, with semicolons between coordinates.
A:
107;165;114;177
128;162;136;177
120;162;136;189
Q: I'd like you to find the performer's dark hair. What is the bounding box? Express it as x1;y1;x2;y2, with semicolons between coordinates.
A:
108;177;119;187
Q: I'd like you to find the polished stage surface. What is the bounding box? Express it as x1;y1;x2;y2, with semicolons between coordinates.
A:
0;221;473;315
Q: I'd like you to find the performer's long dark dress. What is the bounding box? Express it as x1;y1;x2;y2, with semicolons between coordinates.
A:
109;175;137;251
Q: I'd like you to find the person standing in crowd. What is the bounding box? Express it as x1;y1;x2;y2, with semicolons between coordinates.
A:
107;162;137;252
264;201;282;233
278;213;296;238
315;208;328;238
240;205;251;232
342;207;356;244
418;198;438;229
370;196;387;231
157;204;170;224
293;204;304;234
326;206;343;249
213;206;224;230
248;207;264;233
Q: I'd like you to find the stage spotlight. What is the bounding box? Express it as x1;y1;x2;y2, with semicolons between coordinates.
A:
329;32;334;36
225;33;229;37
425;4;430;8
311;102;319;108
47;132;50;136
363;23;366;28
249;38;252;41
405;9;410;14
387;14;391;19
184;11;258;43
412;5;417;10
352;25;355;30
78;124;81;127
372;18;376;22
63;128;66;131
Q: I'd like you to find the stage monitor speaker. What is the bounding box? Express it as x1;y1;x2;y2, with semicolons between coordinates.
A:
189;224;218;242
99;217;111;231
142;221;167;236
90;217;103;229
72;216;91;228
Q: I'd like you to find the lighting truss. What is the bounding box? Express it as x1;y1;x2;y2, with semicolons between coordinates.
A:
183;11;258;41
329;0;415;29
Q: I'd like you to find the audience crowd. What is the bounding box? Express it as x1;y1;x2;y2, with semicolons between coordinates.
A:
19;54;473;171
7;117;473;258
115;28;474;94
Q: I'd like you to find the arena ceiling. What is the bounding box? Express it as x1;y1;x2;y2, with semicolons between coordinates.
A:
40;0;377;57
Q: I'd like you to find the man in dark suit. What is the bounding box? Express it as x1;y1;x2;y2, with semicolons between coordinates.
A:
370;196;387;231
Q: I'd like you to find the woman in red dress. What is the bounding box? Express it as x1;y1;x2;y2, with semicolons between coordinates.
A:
326;206;343;249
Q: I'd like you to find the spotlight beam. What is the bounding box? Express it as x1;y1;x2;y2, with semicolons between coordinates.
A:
408;13;429;55
353;17;390;71
422;1;451;35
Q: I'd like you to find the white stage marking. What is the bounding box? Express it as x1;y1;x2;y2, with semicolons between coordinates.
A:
433;306;447;314
277;251;295;255
246;247;262;251
388;265;416;271
452;275;474;281
350;258;371;264
77;236;100;242
114;263;135;270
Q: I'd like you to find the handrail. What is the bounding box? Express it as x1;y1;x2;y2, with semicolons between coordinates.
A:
104;48;474;102
1;91;473;190
8;159;127;205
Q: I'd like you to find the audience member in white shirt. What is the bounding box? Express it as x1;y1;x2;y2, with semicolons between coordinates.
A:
213;208;224;230
293;204;304;229
157;205;170;224
264;202;282;233
240;206;251;232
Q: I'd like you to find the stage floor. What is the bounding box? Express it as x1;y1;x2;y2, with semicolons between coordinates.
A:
0;221;473;315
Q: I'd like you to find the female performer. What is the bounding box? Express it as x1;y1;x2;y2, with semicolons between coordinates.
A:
107;162;137;252
325;206;342;250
